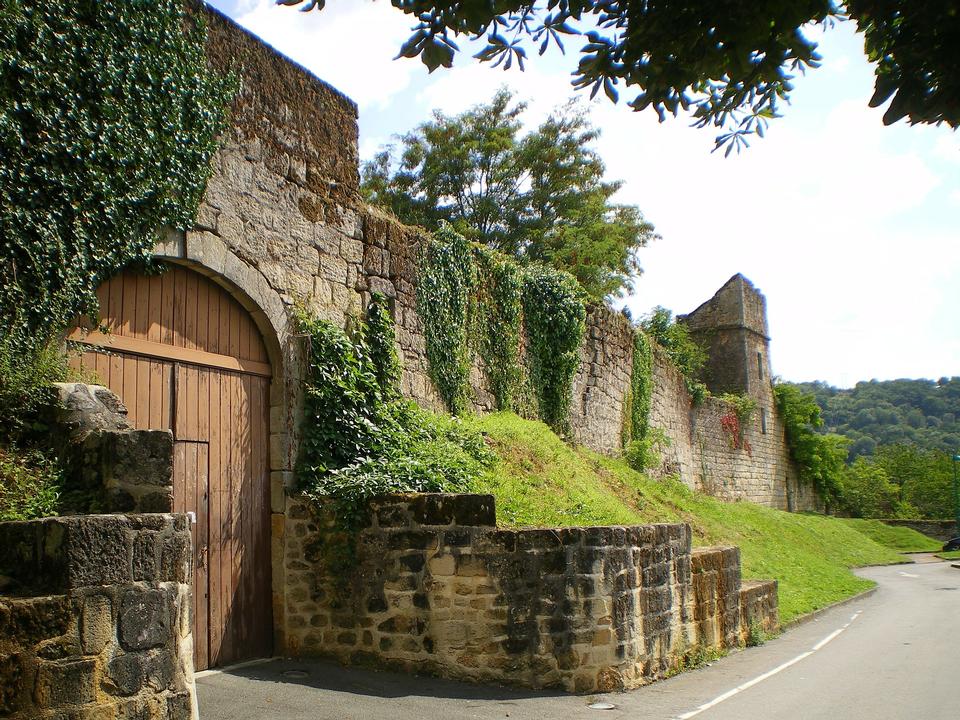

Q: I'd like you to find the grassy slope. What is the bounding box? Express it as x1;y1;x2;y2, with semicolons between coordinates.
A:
837;518;941;552
466;413;935;624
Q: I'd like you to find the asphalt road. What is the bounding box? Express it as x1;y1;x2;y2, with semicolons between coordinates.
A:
196;557;960;720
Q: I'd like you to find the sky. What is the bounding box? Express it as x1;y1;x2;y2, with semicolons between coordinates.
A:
210;1;959;388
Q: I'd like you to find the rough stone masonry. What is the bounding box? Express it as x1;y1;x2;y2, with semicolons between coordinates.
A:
0;514;196;720
283;494;778;692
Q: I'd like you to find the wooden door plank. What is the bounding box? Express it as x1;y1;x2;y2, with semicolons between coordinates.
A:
121;355;139;427
207;369;224;666
220;371;235;665
134;273;150;338
160;267;175;346
172;266;187;349
184;270;198;351
147;273;162;343
195;441;210;672
135;356;149;427
230;371;244;660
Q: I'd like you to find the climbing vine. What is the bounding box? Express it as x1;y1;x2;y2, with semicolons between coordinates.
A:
295;297;492;533
521;265;587;435
418;224;474;414
471;247;523;411
629;329;653;442
0;0;234;354
719;393;756;454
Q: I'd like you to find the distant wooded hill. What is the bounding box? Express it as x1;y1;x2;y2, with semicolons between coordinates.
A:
788;378;960;460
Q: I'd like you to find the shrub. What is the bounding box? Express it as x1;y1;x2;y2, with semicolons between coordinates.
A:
0;446;61;521
641;307;708;403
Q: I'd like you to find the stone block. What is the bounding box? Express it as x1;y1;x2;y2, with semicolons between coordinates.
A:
119;589;171;651
81;593;114;655
34;658;97;708
107;652;146;696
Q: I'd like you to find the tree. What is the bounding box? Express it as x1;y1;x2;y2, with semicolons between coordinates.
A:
281;1;960;151
362;89;658;300
774;383;849;505
839;457;914;518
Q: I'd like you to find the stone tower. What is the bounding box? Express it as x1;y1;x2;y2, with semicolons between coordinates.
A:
679;274;772;398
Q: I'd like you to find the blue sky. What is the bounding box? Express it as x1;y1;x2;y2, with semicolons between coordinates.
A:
210;1;959;388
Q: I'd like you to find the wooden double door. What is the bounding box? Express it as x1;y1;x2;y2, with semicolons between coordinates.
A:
70;264;273;670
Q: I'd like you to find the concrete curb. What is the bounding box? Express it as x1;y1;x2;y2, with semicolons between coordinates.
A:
783;586;878;630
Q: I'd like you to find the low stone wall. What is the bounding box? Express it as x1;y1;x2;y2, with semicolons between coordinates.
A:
48;383;175;514
283;493;779;692
0;514;196;720
690;547;741;651
739;580;779;644
879;519;957;543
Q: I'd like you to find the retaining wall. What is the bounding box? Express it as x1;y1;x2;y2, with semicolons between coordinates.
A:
282;493;779;692
0;514;196;720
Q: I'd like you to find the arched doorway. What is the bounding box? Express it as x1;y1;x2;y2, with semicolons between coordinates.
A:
68;263;273;670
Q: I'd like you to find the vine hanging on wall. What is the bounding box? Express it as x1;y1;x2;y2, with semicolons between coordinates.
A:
718;393;757;455
471;247;523;411
0;0;234;353
521;264;586;435
416;226;586;435
629;329;653;442
417;224;474;414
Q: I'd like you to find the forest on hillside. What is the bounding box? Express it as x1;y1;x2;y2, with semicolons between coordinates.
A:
790;378;960;460
785;378;959;520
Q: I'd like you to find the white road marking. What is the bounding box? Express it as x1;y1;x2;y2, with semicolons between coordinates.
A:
673;611;862;719
898;571;919;578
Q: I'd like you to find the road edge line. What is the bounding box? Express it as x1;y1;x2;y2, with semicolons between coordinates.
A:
783;586;876;630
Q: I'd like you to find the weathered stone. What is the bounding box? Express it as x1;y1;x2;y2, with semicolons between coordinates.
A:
81;594;114;654
34;658;97;708
108;652;146;696
119;589;170;651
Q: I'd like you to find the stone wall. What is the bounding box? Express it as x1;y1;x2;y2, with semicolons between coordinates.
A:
44;383;175;515
281;493;778;692
0;514;196;720
167;6;815;522
648;347;820;511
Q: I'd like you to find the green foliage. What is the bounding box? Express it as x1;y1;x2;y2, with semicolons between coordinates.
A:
624;427;670;472
295;301;492;532
0;446;61;522
363;89;657;301
641;307;708;404
789;378;960;460
289;1;960;152
418;224;474;414
467;411;909;623
0;0;234;355
839;457;916;519
0;335;67;441
521;264;586;435
365;293;402;400
875;445;955;519
719;393;757;423
471;247;523;411
774;384;848;504
629;330;654;442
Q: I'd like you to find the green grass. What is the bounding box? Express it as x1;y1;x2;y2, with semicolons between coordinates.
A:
836;518;941;552
937;550;960;560
466;412;911;624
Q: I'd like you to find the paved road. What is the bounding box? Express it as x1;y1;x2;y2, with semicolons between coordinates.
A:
197;558;960;720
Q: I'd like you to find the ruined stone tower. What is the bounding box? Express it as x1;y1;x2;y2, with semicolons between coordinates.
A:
680;273;772;398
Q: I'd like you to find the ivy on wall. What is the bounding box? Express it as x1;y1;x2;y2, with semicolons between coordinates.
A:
418;226;586;435
521;265;586;435
629;330;653;442
0;0;234;353
418;224;474;414
472;247;523;412
296;293;492;531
